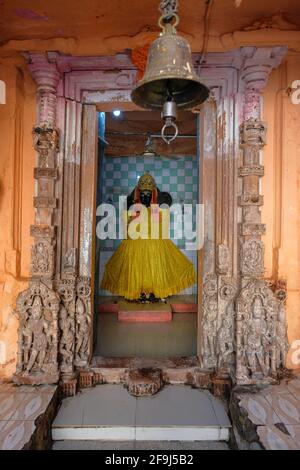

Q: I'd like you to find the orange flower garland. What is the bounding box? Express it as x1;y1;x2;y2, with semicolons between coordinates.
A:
131;43;151;81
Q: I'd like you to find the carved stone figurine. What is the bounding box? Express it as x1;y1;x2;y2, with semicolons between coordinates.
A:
244;296;271;378
32;241;49;275
23;296;49;374
75;297;91;362
217;309;234;369
59;305;75;369
203;297;218;364
275;303;289;369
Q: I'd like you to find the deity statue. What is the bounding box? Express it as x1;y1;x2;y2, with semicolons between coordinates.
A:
59;305;75;369
275;303;289;369
217;311;234;369
23;296;49;374
244;296;271;378
101;173;196;301
203;297;218;361
75;297;91;361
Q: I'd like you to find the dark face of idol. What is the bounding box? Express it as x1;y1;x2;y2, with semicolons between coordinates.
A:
140;190;152;207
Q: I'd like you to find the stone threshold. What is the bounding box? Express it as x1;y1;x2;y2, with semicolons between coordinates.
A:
52;384;231;443
81;356;232;399
90;356;200;386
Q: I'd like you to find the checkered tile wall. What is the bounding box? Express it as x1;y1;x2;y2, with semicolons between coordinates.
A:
98;155;199;295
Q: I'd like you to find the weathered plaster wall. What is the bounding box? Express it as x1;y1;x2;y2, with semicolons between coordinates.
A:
0;58;36;378
262;52;300;370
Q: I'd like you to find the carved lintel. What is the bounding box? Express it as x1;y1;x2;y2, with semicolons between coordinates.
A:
30;225;56;239
238;194;264;206
33;196;57;209
13;280;60;385
216;244;229;275
31;239;55;278
240;223;266;237
34;168;58;179
239;165;264;177
240;238;264;277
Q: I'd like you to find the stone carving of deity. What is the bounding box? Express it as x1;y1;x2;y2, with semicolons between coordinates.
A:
275;303;289;369
203;297;218;361
23;296;49;374
59;305;75;369
244;296;271;378
217;307;234;368
75;297;91;362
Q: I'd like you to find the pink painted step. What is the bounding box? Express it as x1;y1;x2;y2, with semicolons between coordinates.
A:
170;302;197;313
118;302;172;323
98;302;119;313
98;302;197;315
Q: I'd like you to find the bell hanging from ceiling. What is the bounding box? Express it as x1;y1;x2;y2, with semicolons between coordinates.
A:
131;13;209;111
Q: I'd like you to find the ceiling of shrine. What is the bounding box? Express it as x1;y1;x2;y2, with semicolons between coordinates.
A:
0;0;299;52
104;110;197;157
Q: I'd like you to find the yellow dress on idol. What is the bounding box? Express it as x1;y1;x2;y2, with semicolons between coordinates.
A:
100;174;196;300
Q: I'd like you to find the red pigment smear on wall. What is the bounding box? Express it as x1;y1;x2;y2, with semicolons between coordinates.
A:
13;8;49;21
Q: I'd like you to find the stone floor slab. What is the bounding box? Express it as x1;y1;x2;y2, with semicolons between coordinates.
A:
238;393;281;425
0;383;57;450
52;384;231;442
263;392;300;425
257;425;298;450
135;386;222;427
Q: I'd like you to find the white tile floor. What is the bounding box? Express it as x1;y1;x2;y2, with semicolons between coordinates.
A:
52;385;231;442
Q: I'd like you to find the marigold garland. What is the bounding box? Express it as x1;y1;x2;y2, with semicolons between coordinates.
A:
131;44;151;81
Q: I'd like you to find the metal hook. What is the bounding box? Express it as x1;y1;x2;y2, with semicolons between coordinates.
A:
161;121;178;145
158;13;179;32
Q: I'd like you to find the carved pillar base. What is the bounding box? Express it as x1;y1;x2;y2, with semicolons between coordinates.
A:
192;369;212;389
211;375;232;399
126;369;163;397
60;373;78;397
78;369;103;389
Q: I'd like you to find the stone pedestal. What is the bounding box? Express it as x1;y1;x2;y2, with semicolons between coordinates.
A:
126;368;163;397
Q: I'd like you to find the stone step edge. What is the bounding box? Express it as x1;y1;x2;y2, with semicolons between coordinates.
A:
52;426;230;442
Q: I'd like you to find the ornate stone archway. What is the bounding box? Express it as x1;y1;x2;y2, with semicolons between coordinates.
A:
13;47;289;394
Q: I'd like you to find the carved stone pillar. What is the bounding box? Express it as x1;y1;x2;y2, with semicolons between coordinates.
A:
13;56;61;385
235;47;289;384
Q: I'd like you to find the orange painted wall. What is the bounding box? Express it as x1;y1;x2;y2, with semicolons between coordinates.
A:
262;52;300;370
0;58;36;379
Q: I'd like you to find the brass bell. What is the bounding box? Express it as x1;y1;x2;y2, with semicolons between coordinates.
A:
131;18;209;110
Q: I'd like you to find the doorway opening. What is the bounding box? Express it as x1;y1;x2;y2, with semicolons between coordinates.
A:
93;108;200;359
